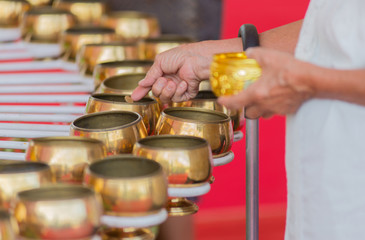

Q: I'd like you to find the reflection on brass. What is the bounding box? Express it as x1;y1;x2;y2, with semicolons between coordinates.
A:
26;0;52;6
97;73;145;95
25;136;107;184
0;0;30;28
86;93;160;135
61;26;116;62
20;7;76;43
0;207;18;238
210;52;262;96
199;80;212;91
14;185;102;239
173;90;244;131
76;42;140;76
99;227;154;240
84;155;168;217
102;11;160;42
93;60;152;88
0;160;52;209
70;111;147;155
133;135;212;215
124;95;133;103
155;107;233;155
138;34;194;60
53;0;106;25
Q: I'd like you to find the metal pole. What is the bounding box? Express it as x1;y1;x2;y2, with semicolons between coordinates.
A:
246;119;259;240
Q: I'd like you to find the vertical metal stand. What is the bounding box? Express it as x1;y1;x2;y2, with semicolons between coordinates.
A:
246;119;259;240
238;24;260;240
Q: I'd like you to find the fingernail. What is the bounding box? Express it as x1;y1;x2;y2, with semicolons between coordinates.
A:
138;79;145;85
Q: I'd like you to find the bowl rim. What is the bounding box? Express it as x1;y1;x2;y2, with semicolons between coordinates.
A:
89;93;157;106
161;107;231;124
135;135;210;151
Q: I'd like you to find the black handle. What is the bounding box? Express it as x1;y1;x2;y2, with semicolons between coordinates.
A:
238;24;260;50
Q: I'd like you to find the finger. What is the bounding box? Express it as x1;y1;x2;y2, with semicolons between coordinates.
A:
159;81;177;103
131;86;151;101
138;61;163;87
244;105;264;119
171;81;188;102
151;77;168;97
217;89;252;110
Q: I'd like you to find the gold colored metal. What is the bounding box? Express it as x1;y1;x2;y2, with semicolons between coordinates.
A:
61;26;116;62
97;73;145;95
99;227;154;240
138;34;194;60
0;209;18;239
101;11;160;42
133;135;213;216
76;42;140;76
70;111;148;155
210;52;262;96
93;60;152;88
53;0;107;26
0;160;52;210
155;107;233;155
199;80;212;91
13;185;102;239
0;0;30;28
84;155;168;217
173;90;245;131
25;136;107;184
26;0;52;6
20;7;76;43
86;93;160;135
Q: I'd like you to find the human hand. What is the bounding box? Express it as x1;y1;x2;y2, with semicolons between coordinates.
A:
131;42;212;103
217;47;315;119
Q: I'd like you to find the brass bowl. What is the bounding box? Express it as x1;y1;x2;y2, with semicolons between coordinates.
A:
138;34;194;60
97;73;145;95
84;155;167;217
61;26;116;62
0;209;18;239
133;135;213;216
53;0;107;26
98;228;154;240
14;185;102;239
93;60;152;88
20;7;76;43
26;0;52;6
173;90;244;131
155;107;233;156
76;42;140;76
86;93;160;135
70;111;147;155
25;136;107;184
101;11;160;42
0;0;30;28
210;52;262;96
0;160;52;210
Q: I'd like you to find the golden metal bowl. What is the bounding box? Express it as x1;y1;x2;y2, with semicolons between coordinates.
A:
20;7;76;43
0;160;52;210
101;11;160;42
138;34;194;60
210;52;262;97
0;0;30;28
76;42;140;76
86;93;160;135
14;185;102;239
0;209;18;239
133;135;213;216
70;111;147;155
84;155;168;217
53;0;107;26
25;136;107;184
26;0;52;6
93;60;152;88
173;90;244;131
155;107;233;156
97;73;145;95
61;26;116;62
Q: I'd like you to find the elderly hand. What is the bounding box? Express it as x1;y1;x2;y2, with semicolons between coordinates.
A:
218;47;316;119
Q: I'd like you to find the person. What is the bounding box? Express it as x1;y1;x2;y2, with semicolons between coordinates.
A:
131;0;365;239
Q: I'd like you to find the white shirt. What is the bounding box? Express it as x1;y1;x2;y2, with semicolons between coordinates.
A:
285;0;365;239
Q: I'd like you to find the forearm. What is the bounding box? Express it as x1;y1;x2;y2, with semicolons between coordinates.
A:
290;62;365;106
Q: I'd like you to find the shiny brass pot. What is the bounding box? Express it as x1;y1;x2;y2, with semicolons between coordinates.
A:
0;0;30;28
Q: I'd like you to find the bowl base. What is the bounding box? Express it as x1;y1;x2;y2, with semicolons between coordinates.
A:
99;227;154;240
167;197;199;217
